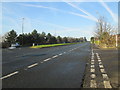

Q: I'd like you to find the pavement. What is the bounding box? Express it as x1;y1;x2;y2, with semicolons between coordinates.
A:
1;42;119;89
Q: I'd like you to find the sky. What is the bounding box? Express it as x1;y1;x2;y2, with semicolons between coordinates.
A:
1;1;118;40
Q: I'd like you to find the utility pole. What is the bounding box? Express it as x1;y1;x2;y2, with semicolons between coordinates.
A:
22;18;24;46
116;34;118;48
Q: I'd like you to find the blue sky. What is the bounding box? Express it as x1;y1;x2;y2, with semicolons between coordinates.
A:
2;1;118;40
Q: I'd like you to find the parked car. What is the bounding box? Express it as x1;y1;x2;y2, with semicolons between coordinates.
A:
8;43;20;49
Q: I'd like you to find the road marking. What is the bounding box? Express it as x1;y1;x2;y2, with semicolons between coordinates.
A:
52;55;58;58
0;71;19;80
58;53;63;56
103;81;112;88
90;80;97;88
100;69;106;73
91;65;95;68
99;65;104;68
63;52;66;54
27;63;38;68
90;68;95;73
102;74;109;80
99;62;102;65
91;74;96;78
91;60;94;62
98;60;101;62
44;58;51;61
91;62;94;64
98;58;100;60
40;61;44;63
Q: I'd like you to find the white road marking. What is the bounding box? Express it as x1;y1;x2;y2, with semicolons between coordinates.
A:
0;71;19;79
27;63;38;68
63;52;66;54
90;68;95;73
98;60;101;62
40;61;44;63
91;62;94;64
102;74;109;80
100;69;106;73
91;65;95;68
52;55;58;58
99;62;102;65
91;74;96;78
58;53;63;56
103;81;112;88
99;65;104;68
98;58;100;60
91;60;94;62
90;80;97;88
44;58;51;61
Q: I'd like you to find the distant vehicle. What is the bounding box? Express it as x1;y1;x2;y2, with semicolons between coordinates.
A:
8;43;20;49
11;43;20;47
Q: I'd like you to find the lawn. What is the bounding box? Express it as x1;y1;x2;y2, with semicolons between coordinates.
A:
30;42;82;48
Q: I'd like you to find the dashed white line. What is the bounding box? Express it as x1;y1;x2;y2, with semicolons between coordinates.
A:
27;63;38;68
90;68;95;73
58;53;63;56
44;58;51;61
100;69;106;73
99;62;102;65
103;81;112;88
63;52;66;54
99;65;104;68
91;60;94;62
0;71;19;80
91;62;94;64
102;74;109;80
91;74;96;78
40;61;44;63
91;65;95;68
52;55;59;58
90;80;97;88
98;60;101;62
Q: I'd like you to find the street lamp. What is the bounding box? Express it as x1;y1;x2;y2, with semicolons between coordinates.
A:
22;18;24;46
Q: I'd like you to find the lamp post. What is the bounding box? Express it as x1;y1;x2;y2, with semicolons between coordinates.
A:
22;18;24;46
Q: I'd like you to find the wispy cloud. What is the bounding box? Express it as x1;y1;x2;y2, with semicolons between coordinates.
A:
69;12;97;21
21;3;97;22
99;0;117;23
63;1;98;22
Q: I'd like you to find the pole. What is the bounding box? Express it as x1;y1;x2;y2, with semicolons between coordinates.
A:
22;18;24;46
116;34;118;48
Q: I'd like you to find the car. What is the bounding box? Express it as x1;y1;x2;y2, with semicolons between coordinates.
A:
8;43;20;49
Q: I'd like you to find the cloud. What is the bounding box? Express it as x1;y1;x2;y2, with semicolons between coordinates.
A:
69;12;97;21
63;1;98;22
21;3;97;22
99;0;117;23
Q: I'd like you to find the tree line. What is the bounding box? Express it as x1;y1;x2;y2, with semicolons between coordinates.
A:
2;29;87;48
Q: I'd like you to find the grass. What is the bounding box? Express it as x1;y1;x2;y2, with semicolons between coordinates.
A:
30;42;82;48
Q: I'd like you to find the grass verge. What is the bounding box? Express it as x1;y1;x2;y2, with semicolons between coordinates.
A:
30;42;82;48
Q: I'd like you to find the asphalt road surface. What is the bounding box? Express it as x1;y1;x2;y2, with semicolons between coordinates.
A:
2;42;91;88
1;42;119;88
83;44;119;88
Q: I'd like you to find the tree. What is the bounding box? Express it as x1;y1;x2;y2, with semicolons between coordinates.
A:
57;36;63;43
31;29;39;44
63;37;68;43
5;30;17;44
94;16;116;47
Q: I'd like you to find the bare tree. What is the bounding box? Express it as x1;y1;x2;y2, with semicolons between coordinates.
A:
94;16;117;48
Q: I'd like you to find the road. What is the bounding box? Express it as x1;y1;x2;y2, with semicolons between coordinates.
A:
1;42;119;88
2;42;91;88
83;44;119;88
